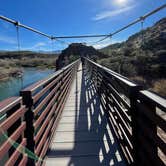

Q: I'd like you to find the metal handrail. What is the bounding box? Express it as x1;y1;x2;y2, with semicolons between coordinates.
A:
83;57;166;165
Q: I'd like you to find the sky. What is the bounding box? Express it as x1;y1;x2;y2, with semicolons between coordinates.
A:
0;0;166;51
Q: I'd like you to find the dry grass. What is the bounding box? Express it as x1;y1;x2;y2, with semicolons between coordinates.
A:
0;55;57;80
130;76;146;85
152;79;166;97
0;67;21;80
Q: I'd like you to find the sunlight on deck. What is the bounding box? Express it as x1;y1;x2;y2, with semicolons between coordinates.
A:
44;63;126;166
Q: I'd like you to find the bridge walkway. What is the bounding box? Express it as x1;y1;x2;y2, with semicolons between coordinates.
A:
44;63;126;166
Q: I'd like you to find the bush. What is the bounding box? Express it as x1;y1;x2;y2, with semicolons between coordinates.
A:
120;63;137;77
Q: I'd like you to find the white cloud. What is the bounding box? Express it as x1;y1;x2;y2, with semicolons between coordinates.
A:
87;39;124;49
33;42;46;48
102;0;135;9
112;0;134;8
93;5;135;21
0;35;16;44
92;43;110;49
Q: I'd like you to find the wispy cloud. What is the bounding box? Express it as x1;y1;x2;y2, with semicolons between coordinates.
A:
0;35;16;44
33;42;46;49
87;39;124;49
92;42;110;49
21;42;48;51
93;5;135;21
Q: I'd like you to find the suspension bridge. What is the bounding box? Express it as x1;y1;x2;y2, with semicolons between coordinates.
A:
0;4;166;166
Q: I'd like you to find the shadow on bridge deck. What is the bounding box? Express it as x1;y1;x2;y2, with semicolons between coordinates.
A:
45;63;126;166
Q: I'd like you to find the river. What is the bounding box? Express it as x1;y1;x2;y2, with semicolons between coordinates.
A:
0;67;54;101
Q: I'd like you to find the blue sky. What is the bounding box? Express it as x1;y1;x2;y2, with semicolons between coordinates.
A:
0;0;166;51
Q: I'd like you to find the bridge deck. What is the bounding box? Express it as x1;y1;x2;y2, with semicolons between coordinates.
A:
45;63;126;166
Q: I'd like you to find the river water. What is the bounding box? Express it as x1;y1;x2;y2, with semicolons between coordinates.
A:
0;68;54;101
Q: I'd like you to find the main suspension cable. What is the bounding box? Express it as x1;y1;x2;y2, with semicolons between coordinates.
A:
0;3;165;44
141;19;145;46
91;3;166;45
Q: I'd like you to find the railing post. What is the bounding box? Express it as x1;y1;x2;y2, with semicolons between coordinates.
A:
143;102;158;164
60;68;64;94
20;90;35;166
136;91;159;165
81;57;85;67
129;86;142;165
96;67;101;94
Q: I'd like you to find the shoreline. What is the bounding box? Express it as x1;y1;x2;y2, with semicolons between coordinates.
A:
0;70;23;81
0;66;55;81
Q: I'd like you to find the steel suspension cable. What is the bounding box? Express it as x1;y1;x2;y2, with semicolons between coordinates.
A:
15;24;21;51
0;16;68;45
91;3;166;45
141;19;145;46
0;3;166;43
15;24;23;88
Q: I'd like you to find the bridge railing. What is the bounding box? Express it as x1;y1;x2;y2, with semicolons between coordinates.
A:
0;97;27;166
20;59;80;165
135;90;166;165
0;59;80;166
83;57;166;166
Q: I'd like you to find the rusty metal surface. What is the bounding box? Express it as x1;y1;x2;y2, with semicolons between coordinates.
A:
0;122;26;158
0;106;26;134
0;97;27;165
5;138;27;166
0;97;22;114
20;59;80;165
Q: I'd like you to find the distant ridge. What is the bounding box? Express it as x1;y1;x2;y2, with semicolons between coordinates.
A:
97;17;166;97
0;50;61;55
100;17;166;55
